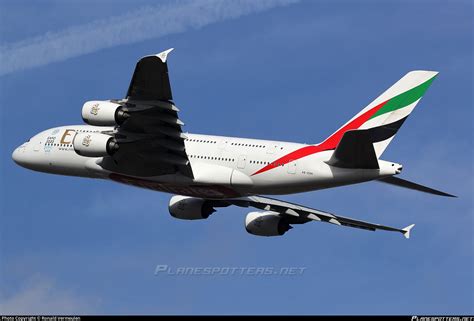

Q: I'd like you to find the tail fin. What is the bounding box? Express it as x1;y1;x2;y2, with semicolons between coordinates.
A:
320;71;438;157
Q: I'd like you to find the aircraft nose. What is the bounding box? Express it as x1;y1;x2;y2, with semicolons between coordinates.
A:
12;144;29;167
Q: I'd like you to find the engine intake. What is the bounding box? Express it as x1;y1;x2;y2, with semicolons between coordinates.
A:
82;101;129;126
245;211;292;237
169;195;215;220
73;132;119;157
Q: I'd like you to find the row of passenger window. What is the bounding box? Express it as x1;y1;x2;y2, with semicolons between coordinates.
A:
249;160;283;166
189;155;279;167
45;143;72;147
231;142;265;148
185;138;266;149
250;160;269;165
186;139;217;144
189;155;234;162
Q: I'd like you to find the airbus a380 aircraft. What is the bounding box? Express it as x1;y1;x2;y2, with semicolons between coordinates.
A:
12;49;454;238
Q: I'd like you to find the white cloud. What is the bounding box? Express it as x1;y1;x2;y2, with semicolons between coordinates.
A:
0;0;298;76
0;276;98;314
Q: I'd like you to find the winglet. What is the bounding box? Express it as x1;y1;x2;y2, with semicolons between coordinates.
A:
156;48;174;63
402;224;415;239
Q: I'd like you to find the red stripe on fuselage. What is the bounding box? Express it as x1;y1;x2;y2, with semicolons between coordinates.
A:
251;100;388;176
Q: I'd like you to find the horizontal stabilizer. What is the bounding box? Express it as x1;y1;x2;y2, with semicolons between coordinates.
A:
327;129;379;169
379;176;456;197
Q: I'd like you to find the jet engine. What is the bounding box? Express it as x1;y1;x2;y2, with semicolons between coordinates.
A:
245;211;292;236
81;100;129;126
169;195;216;220
73;132;119;157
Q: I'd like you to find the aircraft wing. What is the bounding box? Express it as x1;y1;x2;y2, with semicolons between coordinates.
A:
219;195;415;239
100;49;193;178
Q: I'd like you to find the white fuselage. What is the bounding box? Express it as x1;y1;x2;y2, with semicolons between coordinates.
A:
12;125;401;199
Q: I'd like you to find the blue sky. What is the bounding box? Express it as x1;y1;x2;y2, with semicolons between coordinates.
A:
0;0;472;315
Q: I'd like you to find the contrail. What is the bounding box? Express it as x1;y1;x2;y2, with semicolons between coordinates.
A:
0;0;298;76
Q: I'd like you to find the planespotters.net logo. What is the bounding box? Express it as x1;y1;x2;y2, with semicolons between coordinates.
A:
412;317;474;321
154;264;307;277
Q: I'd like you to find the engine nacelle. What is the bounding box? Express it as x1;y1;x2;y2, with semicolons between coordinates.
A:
81;101;128;126
168;195;215;220
73;132;119;157
245;211;292;237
